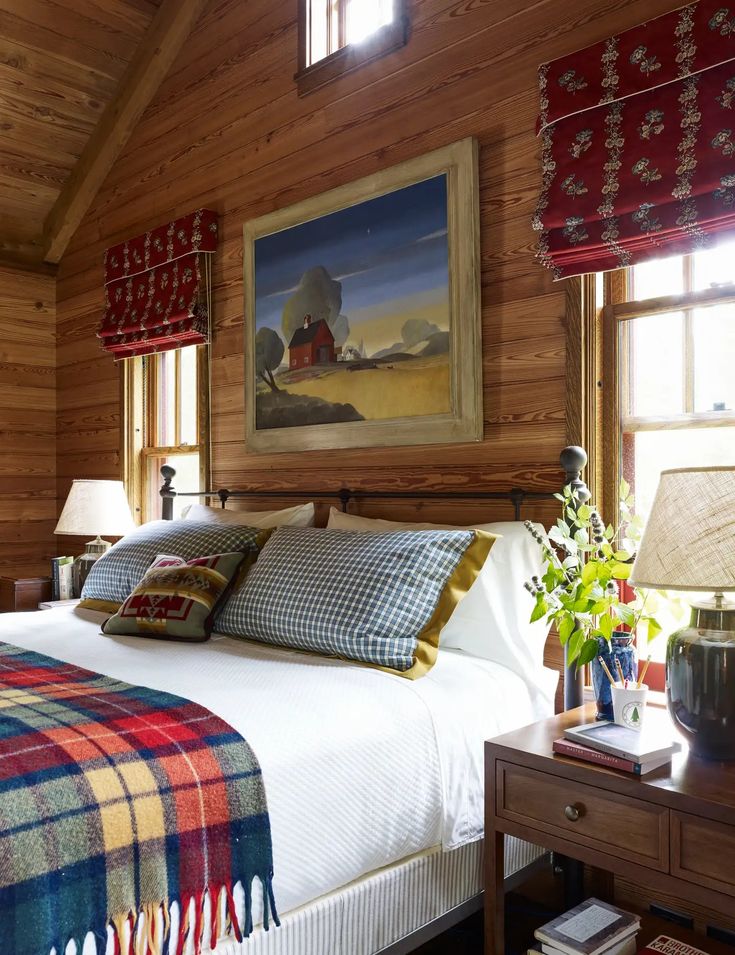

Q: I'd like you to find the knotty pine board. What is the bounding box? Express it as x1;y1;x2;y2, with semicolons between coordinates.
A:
0;265;56;578
0;1;163;253
56;0;677;518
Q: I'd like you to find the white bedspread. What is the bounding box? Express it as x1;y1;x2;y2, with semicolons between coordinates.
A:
0;606;555;919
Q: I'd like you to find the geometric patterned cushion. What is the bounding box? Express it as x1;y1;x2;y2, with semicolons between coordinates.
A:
79;520;268;611
215;525;496;678
102;552;248;642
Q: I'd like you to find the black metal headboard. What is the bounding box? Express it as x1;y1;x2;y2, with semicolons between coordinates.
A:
159;446;590;523
158;444;591;712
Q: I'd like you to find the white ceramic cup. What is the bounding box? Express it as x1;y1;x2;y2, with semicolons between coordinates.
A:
611;684;648;731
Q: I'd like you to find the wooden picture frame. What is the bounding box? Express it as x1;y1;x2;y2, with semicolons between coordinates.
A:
243;137;482;455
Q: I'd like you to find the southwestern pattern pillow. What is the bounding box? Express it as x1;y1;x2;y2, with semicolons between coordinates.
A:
215;526;496;678
80;520;269;612
103;552;247;641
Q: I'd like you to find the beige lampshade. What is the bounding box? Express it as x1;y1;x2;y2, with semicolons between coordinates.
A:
55;480;135;537
630;466;735;592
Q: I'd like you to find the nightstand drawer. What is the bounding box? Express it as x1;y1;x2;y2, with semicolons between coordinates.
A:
496;761;669;869
673;811;735;897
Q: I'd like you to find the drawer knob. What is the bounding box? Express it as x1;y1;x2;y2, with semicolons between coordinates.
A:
564;804;582;822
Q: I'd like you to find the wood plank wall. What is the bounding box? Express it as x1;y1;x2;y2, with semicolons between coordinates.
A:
55;0;677;510
0;266;56;578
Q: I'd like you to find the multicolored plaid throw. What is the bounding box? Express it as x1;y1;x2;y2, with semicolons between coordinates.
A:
0;641;278;955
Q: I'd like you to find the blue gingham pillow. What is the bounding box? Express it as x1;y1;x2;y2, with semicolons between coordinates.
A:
80;520;268;610
216;526;495;677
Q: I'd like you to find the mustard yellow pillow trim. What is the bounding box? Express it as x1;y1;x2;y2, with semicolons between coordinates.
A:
77;598;121;614
374;528;498;680
214;531;496;681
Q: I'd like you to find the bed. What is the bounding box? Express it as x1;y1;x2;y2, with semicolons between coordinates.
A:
0;448;588;955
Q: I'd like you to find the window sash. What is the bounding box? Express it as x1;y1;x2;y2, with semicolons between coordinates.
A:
296;0;407;96
122;346;209;524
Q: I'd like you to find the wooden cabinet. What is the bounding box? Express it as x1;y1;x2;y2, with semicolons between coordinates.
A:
485;705;735;955
0;577;52;612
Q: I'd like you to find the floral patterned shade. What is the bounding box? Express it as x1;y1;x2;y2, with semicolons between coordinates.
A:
99;208;218;358
534;1;735;279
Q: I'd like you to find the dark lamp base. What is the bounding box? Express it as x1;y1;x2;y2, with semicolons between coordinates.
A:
666;601;735;761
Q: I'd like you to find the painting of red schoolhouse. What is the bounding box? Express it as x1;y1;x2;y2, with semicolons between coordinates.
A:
289;315;337;370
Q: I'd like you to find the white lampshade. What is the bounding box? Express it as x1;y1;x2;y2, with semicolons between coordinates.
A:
630;466;735;593
55;480;135;538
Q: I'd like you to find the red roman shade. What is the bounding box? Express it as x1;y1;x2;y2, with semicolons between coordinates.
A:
100;208;218;359
533;0;735;279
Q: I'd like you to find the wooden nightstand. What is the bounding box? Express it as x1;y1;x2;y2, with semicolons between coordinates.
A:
0;576;52;612
485;705;735;955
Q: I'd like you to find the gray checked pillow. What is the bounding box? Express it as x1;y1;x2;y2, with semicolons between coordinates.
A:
215;525;495;678
80;520;270;611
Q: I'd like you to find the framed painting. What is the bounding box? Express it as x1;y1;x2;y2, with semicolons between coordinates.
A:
243;137;482;453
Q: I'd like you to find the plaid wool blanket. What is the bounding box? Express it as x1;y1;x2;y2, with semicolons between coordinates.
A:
0;641;278;955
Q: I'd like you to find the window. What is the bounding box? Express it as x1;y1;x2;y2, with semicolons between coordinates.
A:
600;241;735;673
123;345;209;523
296;0;408;95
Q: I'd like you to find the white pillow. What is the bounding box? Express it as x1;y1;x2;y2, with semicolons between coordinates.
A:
327;508;553;684
183;502;315;528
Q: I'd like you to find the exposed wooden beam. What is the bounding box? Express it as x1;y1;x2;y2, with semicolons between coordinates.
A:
41;0;209;265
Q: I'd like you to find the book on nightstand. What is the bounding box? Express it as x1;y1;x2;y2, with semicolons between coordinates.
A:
532;899;640;955
51;556;74;600
552;738;675;775
563;719;681;764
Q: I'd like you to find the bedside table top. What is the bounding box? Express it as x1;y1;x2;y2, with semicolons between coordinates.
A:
486;704;735;825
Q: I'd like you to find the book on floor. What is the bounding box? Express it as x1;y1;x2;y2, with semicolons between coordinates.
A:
539;932;638;955
640;936;711;955
534;898;640;955
553;738;674;775
563;718;682;764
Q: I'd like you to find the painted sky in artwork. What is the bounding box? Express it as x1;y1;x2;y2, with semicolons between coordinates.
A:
254;175;449;355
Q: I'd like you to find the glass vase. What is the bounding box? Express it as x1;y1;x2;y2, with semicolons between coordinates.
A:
591;633;637;721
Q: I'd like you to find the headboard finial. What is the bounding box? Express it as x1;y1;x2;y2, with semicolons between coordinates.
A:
560;445;591;504
160;465;177;521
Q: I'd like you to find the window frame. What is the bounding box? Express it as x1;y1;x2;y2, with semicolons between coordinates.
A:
574;263;735;690
295;0;409;97
602;270;735;516
122;345;210;524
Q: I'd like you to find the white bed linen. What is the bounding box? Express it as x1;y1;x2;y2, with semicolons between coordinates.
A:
0;606;554;924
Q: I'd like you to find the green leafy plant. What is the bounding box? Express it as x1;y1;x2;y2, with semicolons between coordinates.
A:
523;480;662;668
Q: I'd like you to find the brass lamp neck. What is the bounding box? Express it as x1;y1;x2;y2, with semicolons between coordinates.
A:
690;593;735;631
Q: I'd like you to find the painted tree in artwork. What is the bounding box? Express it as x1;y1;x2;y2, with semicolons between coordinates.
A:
281;266;350;347
255;327;285;392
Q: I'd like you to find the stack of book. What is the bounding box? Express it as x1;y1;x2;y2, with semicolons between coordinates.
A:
51;556;74;600
530;898;640;955
553;717;682;776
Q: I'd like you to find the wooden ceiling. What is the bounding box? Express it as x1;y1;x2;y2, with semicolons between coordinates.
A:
0;0;207;270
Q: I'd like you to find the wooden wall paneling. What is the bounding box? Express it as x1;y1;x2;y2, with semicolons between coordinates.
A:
0;0;163;263
54;0;679;554
0;266;56;578
43;0;211;263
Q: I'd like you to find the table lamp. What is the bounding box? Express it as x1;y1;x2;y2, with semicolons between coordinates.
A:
630;465;735;759
54;480;136;595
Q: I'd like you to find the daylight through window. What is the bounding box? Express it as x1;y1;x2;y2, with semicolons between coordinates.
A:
608;242;735;664
306;0;395;67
